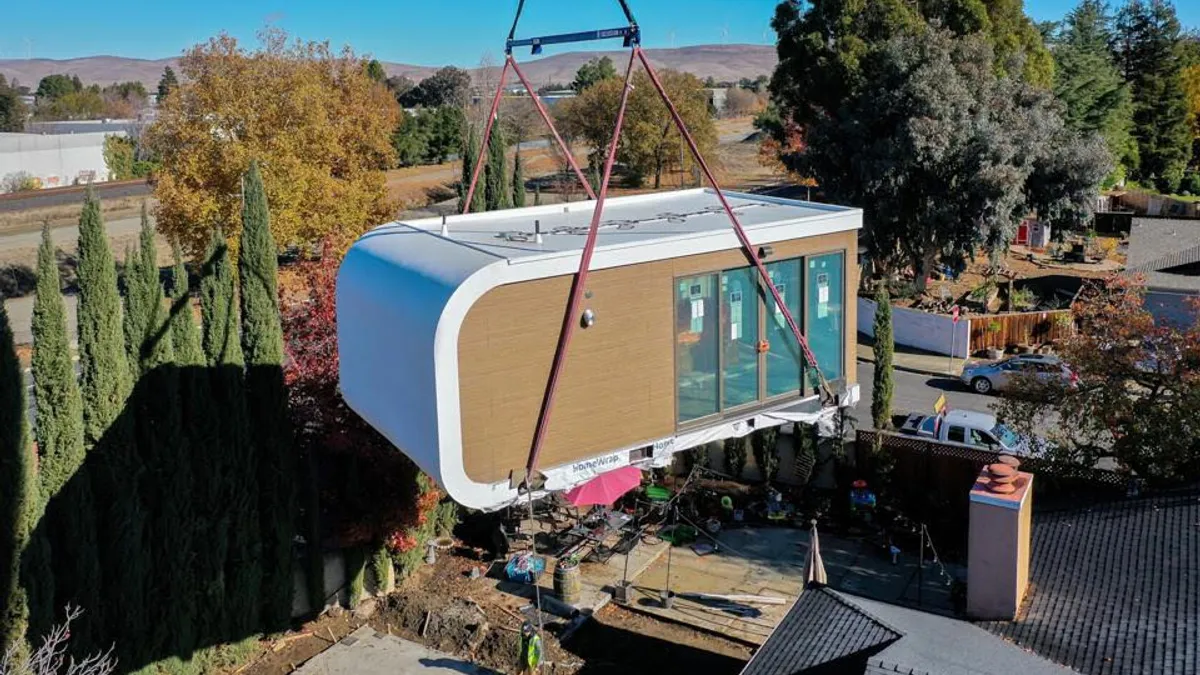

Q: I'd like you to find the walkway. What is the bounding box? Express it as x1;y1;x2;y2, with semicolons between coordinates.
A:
295;625;498;675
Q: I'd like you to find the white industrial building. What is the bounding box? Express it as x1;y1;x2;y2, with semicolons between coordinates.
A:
0;131;119;189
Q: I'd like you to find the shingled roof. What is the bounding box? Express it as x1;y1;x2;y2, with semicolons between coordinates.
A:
1126;218;1200;292
741;587;901;675
981;490;1200;675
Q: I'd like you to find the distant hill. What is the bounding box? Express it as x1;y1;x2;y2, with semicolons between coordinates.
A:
0;44;777;90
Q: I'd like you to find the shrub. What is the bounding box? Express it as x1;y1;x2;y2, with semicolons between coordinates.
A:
723;436;748;478
1;172;39;193
751;428;781;482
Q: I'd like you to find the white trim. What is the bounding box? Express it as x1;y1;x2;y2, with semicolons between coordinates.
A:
340;189;862;510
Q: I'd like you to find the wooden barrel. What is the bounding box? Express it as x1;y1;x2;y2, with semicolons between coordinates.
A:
553;560;581;606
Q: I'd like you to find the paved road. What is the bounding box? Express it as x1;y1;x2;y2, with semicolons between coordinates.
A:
853;361;997;427
0;181;151;214
2;216;143;344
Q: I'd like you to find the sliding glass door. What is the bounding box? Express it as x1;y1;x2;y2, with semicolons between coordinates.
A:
721;267;760;409
675;251;843;426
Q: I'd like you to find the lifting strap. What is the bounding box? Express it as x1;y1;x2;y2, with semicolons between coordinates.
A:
471;0;838;517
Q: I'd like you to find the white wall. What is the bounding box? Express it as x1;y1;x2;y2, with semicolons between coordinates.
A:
858;297;970;358
0;132;117;189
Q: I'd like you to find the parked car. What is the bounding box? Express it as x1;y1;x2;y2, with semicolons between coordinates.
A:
960;353;1076;395
898;409;1042;456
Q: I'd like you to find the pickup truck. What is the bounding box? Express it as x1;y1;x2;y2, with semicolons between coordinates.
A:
898;409;1036;456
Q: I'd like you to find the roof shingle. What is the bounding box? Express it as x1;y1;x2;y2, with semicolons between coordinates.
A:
981;491;1200;675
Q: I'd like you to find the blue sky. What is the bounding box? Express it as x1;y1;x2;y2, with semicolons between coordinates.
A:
0;0;1196;64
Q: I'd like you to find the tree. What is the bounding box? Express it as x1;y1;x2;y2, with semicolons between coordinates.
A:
385;74;415;103
769;0;1053;135
789;27;1109;288
723;87;763;117
31;225;102;653
75;190;145;664
147;31;400;257
0;606;118;675
723;436;748;478
0;75;26;133
102;135;135;181
392;105;465;167
35;74;79;101
459;125;486;213
157;66;178;101
871;284;894;430
996;276;1200;484
484;130;511;211
1052;0;1137;178
168;240;225;642
571;56;617;92
750;428;781;482
1115;0;1191;192
557;69;717;188
0;301;37;661
124;212;195;659
401;66;471;108
237;161;295;630
366;58;387;83
512;150;526;208
199;228;260;638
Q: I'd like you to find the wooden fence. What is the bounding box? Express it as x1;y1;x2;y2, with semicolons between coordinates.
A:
854;430;1128;557
968;309;1073;352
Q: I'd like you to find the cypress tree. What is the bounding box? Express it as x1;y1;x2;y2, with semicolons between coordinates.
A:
125;218;194;658
171;240;227;643
31;224;101;651
460;125;486;213
76;189;146;662
201;228;261;638
0;301;37;660
871;283;895;431
485;130;511;211
237;161;295;630
512;150;526;208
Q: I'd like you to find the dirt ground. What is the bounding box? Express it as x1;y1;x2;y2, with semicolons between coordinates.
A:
234;548;751;675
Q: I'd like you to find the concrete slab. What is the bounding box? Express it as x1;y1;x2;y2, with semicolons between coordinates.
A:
617;525;965;645
295;626;498;675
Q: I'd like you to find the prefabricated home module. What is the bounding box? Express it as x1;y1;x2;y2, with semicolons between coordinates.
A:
337;189;861;510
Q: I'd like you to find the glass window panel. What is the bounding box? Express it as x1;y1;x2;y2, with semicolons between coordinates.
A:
676;274;719;422
806;253;844;382
764;259;804;398
721;267;760;408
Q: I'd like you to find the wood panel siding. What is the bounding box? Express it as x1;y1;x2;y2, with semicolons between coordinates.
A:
458;230;858;484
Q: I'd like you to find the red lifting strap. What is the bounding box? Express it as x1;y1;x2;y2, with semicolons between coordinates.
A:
458;25;837;486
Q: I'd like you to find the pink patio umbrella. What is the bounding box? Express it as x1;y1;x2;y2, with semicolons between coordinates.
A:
564;466;643;507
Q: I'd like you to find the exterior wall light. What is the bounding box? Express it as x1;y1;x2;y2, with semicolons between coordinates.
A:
758;245;774;259
581;308;596;328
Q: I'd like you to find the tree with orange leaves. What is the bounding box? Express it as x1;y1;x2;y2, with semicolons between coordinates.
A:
996;275;1200;485
146;29;400;258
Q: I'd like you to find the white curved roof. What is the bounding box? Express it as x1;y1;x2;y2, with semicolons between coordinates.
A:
337;188;861;509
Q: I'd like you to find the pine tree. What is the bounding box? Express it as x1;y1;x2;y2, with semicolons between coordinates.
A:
1053;0;1136;177
512;151;526;208
871;283;895;431
75;189;146;662
485;130;511;211
0;301;37;661
170;240;227;643
1116;0;1191;192
201;228;260;638
31;224;101;652
238;161;296;630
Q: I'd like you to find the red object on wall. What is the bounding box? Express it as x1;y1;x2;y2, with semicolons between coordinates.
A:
1015;222;1030;246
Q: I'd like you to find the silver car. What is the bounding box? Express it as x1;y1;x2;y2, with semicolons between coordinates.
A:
960;354;1076;395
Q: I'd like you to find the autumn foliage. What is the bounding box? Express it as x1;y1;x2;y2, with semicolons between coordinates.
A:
147;30;400;258
282;249;425;549
997;275;1200;484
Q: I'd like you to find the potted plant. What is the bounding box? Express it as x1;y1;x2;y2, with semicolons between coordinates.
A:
984;321;1004;360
